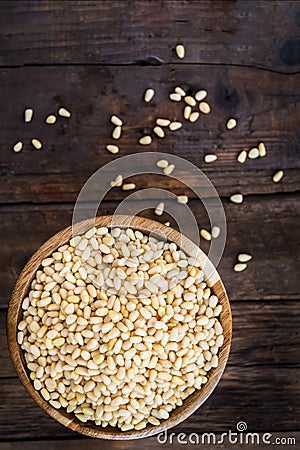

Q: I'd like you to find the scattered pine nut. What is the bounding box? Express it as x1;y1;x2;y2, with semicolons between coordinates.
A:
24;108;33;123
175;86;186;96
273;170;284;183
200;229;212;241
175;44;185;59
58;107;71;118
258;142;267;157
195;90;207;102
111;115;123;126
139;135;152;145
164;221;170;226
156;118;170;127
164;164;175;175
45;115;56;124
204;154;217;163
199;102;211;114
169;121;182;131
177;195;188;204
13;141;23;153
154;202;165;216
184;106;192;120
248;148;259;159
234;263;247;272
170;93;182;102
189;112;200;123
184;96;196;107
144;89;155;103
106;144;119;154
122;183;136;191
110;174;123;187
112;126;122;140
237;150;247;164
212;226;220;239
156;159;169;168
153;126;165;138
238;253;252;263
226;118;237;130
31;139;42;150
230;194;243;204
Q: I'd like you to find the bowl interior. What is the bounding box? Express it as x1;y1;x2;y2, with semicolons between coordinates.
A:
7;215;232;439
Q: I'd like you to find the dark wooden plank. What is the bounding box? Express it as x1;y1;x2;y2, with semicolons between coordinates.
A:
0;1;299;72
0;65;299;203
2;302;299;378
1;194;299;308
0;366;298;439
0;433;299;450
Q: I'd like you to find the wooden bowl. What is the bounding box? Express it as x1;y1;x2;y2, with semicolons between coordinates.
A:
7;215;232;440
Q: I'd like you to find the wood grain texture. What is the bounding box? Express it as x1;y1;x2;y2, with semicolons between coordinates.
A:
0;65;299;204
0;1;299;72
2;301;299;378
0;366;299;440
7;215;231;439
0;194;299;308
0;433;299;450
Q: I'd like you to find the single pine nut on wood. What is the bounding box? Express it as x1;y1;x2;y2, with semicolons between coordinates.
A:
111;115;123;126
234;263;247;272
106;144;119;154
169;93;182;102
189;112;200;123
31;139;42;150
226;118;237;130
122;183;136;191
13;141;23;153
164;164;175;175
175;86;186;96
45;115;57;124
139;135;152;145
237;150;247;164
184;96;196;107
112;126;122;140
144;88;155;103
248;148;259;159
238;253;252;262
18;223;224;430
204;154;217;163
154;202;165;216
169;121;182;131
195;90;207;101
156;118;170;127
175;44;185;59
177;195;188;204
184;106;192;120
199;102;211;114
200;229;212;241
258;142;267;157
24;108;33;123
58;107;71;118
273;170;284;183
230;194;243;204
110;174;123;187
153;126;165;138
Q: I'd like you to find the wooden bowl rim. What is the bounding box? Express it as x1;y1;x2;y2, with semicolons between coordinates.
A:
7;215;232;440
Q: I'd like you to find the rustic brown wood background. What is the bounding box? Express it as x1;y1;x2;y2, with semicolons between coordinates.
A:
0;1;299;449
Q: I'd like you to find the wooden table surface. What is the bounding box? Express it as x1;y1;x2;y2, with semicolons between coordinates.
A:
0;1;299;449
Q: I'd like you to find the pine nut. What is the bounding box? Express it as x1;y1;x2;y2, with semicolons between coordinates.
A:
238;253;252;262
234;263;247;272
184;106;192;120
106;145;119;154
170;93;181;102
212;226;220;239
226;118;237;130
248;148;259;159
153;126;165;138
111;115;123;126
177;195;188;204
184;96;196;107
122;183;136;191
273;170;284;183
199;102;210;114
112;126;121;140
204;154;217;163
139;135;152;145
24;108;33;123
175;87;186;96
175;44;185;59
154;202;165;216
156;118;170;127
58;108;71;118
258;142;267;157
156;159;169;168
169;122;182;131
13;141;23;153
237;150;247;163
189;112;200;122
144;88;155;103
31;139;42;150
45;115;56;124
230;194;243;204
200;229;212;241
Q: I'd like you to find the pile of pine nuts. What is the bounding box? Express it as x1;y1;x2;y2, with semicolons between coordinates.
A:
18;226;224;431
